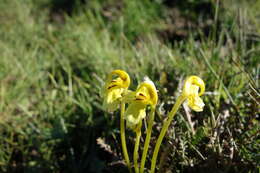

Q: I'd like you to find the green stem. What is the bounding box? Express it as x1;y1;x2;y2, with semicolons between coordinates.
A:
120;102;132;173
150;96;186;173
140;106;156;173
134;122;142;173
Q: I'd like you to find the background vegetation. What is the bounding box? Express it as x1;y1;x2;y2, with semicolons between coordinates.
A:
0;0;259;172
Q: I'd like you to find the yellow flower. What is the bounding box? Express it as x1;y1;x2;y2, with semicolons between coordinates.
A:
182;76;205;112
125;77;158;130
103;70;130;112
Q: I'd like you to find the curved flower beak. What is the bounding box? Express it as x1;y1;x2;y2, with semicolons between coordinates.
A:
103;70;130;112
182;76;205;112
125;77;158;130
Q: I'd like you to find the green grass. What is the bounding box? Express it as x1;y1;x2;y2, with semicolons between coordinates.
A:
0;0;259;172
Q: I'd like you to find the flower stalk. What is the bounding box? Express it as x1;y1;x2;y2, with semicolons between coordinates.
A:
150;76;205;173
150;95;185;173
133;122;142;173
103;70;132;171
120;101;132;173
140;106;156;173
125;77;158;173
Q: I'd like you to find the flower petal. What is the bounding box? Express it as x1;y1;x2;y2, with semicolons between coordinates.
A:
182;76;205;112
103;88;124;112
187;95;205;112
125;102;146;129
135;78;158;106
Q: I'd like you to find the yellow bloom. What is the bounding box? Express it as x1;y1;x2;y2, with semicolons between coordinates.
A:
125;77;158;130
182;76;205;112
103;70;130;112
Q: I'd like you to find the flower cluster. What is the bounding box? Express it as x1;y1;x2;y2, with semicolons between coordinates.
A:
102;69;205;173
103;70;158;131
